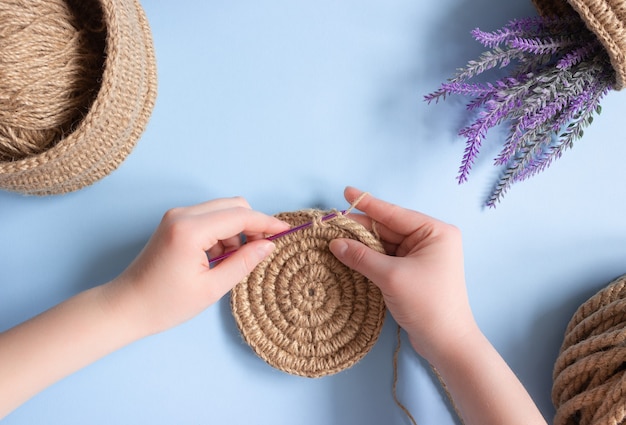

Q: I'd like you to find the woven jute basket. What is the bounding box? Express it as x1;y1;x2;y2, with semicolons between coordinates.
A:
0;0;157;195
532;0;626;89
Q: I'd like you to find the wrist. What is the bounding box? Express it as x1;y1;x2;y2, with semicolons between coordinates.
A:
0;284;150;418
409;323;548;425
98;277;155;341
406;319;483;367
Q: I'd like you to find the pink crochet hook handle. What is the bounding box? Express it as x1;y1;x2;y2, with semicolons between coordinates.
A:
207;210;347;265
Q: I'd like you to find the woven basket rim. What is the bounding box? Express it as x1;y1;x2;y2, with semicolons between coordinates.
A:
0;0;157;194
570;0;626;90
533;0;626;90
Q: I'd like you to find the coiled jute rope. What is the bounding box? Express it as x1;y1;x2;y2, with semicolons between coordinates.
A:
552;274;626;425
231;209;386;378
0;0;157;194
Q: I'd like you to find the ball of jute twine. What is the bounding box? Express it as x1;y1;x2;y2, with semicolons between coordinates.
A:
552;274;626;425
0;0;104;161
0;0;157;195
231;209;386;378
532;0;626;89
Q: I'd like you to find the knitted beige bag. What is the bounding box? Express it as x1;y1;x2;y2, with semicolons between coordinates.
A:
532;0;626;89
0;0;157;195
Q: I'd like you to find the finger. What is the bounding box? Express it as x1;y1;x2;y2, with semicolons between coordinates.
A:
329;238;395;286
205;234;245;262
208;240;276;298
245;233;268;242
344;212;406;247
167;196;252;217
243;229;278;242
221;234;244;253
206;241;225;260
190;207;289;251
344;186;440;236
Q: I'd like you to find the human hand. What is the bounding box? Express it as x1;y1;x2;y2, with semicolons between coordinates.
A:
329;188;548;425
103;197;290;336
329;187;476;361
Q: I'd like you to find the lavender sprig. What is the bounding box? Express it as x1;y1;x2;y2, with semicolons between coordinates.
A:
557;39;601;69
456;77;532;182
493;61;600;166
508;35;581;55
425;14;615;207
471;16;585;48
449;48;526;86
487;80;609;206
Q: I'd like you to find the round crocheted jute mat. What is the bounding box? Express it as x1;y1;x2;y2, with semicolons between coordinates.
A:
231;209;386;378
552;274;626;425
532;0;626;89
0;0;157;195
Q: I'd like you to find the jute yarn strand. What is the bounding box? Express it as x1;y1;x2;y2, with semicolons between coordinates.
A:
531;0;626;89
231;209;386;378
552;274;626;425
0;0;157;194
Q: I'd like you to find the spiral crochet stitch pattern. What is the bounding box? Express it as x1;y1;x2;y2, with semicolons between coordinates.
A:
231;209;386;378
552;274;626;425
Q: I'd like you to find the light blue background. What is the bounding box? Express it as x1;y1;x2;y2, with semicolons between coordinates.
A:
2;0;626;424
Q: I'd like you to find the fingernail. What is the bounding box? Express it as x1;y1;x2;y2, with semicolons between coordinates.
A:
329;239;348;257
258;241;276;258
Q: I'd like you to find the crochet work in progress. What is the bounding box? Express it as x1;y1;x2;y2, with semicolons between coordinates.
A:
231;209;386;378
552;274;626;425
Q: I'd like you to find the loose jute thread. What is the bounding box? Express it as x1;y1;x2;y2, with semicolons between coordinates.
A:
393;326;419;425
231;193;386;378
392;327;464;425
552;274;626;425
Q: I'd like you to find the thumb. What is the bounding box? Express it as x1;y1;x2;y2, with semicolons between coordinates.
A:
209;240;276;297
329;238;391;285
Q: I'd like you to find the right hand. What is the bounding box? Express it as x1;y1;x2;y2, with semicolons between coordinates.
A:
104;197;290;336
329;187;477;360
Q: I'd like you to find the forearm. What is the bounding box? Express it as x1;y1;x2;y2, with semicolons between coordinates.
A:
0;284;145;419
416;326;547;425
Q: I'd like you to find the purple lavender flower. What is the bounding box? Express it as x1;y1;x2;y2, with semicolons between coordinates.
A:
557;39;601;69
425;14;615;207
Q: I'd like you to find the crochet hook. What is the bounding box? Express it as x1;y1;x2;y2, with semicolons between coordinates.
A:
208;210;347;265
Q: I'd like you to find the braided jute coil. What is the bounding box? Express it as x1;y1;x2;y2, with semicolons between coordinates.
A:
531;0;626;89
552;274;626;425
0;0;157;195
231;209;386;378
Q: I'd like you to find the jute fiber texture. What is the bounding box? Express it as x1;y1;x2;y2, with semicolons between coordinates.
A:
552;274;626;425
531;0;626;89
231;210;386;378
0;0;157;195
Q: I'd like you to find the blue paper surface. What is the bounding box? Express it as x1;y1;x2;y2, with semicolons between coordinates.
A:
2;1;626;423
